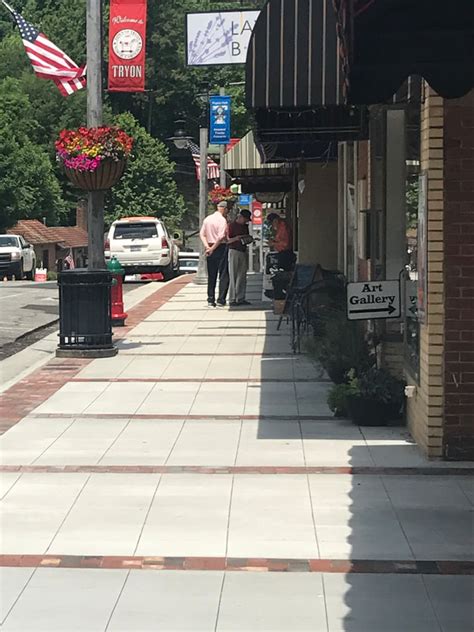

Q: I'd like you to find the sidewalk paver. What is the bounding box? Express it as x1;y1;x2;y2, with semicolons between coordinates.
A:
0;275;472;631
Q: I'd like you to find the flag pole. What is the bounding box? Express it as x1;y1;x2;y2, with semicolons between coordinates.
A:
1;1;15;14
86;0;105;270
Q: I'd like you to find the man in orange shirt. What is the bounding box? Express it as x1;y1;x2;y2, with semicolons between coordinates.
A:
267;213;296;271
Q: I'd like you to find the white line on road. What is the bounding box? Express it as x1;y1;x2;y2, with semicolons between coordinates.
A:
0;293;21;300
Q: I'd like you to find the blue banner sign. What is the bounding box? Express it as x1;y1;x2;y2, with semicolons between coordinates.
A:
238;194;252;206
209;95;231;145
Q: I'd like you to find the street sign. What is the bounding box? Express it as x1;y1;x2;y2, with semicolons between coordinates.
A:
252;201;263;225
209;96;231;144
347;281;401;321
239;194;251;206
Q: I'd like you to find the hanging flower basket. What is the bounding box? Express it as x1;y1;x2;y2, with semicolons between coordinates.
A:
64;159;127;191
209;186;236;205
56;126;133;191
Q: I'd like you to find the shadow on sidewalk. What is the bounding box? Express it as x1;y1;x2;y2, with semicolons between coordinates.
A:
250;279;473;631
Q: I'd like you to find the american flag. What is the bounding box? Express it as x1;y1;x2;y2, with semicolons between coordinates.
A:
188;140;220;181
64;249;75;270
3;1;86;97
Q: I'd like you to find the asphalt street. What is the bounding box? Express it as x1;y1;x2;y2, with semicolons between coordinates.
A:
0;279;152;351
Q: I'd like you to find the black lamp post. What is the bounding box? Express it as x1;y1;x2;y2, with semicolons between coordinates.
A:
168;120;208;285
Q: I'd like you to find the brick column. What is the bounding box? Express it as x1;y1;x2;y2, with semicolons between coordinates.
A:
406;87;445;457
443;90;474;460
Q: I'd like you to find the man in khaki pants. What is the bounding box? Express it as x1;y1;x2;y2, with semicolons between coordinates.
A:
228;209;252;306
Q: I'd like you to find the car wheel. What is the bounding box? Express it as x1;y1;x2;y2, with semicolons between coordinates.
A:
162;262;175;281
14;261;24;280
25;260;35;281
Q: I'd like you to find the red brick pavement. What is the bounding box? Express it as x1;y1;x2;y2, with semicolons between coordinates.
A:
0;554;471;575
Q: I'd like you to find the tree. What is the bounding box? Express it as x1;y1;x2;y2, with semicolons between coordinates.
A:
0;77;66;231
105;113;186;230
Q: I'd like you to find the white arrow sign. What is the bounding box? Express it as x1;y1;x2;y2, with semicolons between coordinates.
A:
347;280;401;321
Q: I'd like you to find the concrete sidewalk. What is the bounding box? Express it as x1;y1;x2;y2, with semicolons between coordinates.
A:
0;275;472;631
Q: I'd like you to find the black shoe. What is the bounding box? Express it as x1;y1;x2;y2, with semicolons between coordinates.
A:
237;300;251;306
229;301;238;307
216;300;226;308
207;300;216;308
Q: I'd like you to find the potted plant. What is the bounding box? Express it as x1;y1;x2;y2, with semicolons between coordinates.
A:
327;382;358;418
56;126;133;190
312;312;373;384
346;367;405;426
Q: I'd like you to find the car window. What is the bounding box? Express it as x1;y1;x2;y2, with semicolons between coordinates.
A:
113;222;158;240
180;259;198;268
0;236;19;247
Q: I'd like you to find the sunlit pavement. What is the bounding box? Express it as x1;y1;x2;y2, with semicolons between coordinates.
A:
1;275;472;631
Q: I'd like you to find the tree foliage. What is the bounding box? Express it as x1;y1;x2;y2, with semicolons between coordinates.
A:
0;0;265;231
0;78;66;231
105;113;186;230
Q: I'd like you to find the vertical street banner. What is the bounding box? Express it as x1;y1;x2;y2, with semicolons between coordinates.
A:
209;95;231;144
108;0;147;92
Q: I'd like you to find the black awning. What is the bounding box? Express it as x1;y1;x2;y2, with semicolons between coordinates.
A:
246;0;346;109
334;0;474;103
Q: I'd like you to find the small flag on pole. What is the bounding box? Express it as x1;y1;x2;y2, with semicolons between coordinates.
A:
64;249;75;270
188;140;220;181
1;0;86;97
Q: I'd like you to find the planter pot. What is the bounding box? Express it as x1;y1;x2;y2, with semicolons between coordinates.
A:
64;159;126;191
348;397;401;426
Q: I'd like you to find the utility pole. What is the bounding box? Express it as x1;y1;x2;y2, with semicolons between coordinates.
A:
194;126;209;285
87;0;105;270
219;87;227;189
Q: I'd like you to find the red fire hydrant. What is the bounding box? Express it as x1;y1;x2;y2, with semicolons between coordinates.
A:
108;256;128;327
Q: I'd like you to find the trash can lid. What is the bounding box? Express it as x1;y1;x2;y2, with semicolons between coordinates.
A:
107;256;125;275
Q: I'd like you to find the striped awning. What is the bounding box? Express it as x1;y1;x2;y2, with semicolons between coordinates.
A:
246;0;346;109
222;132;294;193
222;132;283;173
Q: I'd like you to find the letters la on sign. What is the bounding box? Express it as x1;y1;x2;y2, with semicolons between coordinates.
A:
186;11;260;66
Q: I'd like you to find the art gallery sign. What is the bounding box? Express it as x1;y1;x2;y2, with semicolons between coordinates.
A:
186;11;260;66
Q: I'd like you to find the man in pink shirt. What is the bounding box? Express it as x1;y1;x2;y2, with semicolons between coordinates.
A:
200;201;230;307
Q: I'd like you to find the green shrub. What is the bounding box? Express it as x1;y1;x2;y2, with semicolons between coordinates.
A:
307;311;373;383
47;271;57;281
348;367;405;406
327;382;358;417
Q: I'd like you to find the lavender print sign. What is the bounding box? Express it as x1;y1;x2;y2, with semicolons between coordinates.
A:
186;11;260;66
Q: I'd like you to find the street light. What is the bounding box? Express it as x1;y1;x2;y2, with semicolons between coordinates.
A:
169;121;208;285
168;120;193;150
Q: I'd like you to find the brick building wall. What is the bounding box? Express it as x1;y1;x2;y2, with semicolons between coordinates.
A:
443;90;474;460
406;87;445;457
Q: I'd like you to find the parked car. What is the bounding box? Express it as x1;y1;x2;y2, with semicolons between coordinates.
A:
0;234;36;280
179;251;199;274
104;216;179;280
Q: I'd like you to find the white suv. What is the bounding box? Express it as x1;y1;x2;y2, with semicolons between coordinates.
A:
104;216;179;279
0;234;36;280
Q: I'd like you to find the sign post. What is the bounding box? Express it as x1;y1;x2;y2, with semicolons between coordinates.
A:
347;281;401;321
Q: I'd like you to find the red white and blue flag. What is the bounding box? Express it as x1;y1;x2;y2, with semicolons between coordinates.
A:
2;0;86;97
188;140;220;181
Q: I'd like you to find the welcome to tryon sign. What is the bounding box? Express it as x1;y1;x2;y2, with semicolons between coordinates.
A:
347;281;401;321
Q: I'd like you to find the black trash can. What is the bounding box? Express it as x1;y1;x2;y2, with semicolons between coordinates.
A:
57;269;117;357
